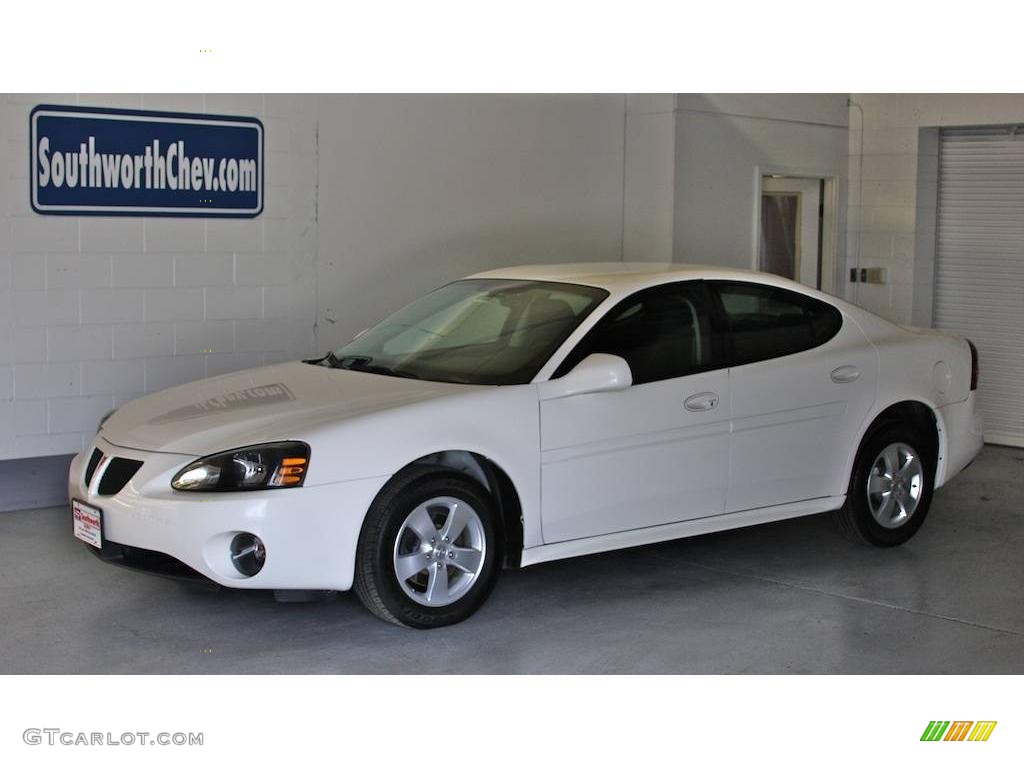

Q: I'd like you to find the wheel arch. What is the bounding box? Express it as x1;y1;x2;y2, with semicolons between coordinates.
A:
380;450;525;569
846;399;946;489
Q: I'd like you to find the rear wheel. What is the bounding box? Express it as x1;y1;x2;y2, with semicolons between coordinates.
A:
833;423;935;547
354;466;501;628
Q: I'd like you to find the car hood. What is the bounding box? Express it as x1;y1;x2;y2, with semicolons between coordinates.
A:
101;361;470;455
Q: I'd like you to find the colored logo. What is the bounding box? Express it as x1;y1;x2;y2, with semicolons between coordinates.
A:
921;721;997;742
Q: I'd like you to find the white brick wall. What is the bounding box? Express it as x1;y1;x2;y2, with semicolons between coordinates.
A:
2;93;642;460
847;94;1024;324
623;95;675;262
1;94;319;459
81;359;144;397
672;94;850;284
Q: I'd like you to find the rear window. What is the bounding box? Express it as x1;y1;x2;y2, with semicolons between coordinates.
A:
711;281;842;367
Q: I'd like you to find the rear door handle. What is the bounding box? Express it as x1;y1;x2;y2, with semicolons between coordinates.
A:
684;392;719;412
831;365;861;384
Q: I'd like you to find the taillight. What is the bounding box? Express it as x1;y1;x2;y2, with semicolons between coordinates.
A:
967;339;979;391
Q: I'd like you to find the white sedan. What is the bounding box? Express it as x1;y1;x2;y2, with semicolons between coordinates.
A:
69;263;984;628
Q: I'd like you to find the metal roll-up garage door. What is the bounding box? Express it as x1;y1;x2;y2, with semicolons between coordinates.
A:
937;128;1019;444
936;127;1024;447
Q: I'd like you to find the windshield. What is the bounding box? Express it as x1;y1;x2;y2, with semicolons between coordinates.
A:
324;279;608;384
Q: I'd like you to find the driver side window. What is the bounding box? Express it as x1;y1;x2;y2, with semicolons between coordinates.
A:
553;281;716;385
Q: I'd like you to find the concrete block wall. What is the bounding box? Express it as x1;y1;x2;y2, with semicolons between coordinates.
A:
9;92;1024;465
671;94;850;293
313;94;634;354
2;93;651;463
0;94;319;460
846;94;1024;324
624;95;676;262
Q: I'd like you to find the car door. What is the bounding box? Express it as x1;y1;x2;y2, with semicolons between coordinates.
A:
709;280;878;512
539;281;731;543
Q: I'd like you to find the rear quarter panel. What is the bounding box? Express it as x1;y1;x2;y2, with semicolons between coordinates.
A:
843;308;974;487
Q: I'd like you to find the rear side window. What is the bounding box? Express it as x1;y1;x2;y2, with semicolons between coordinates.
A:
711;281;842;367
553;281;716;385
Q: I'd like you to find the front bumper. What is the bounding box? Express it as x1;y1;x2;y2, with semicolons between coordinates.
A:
68;435;389;591
88;539;216;586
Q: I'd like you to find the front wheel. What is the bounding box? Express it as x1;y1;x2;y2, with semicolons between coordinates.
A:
833;424;935;547
353;467;501;628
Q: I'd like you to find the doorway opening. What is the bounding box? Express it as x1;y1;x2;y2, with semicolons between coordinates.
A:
757;174;832;292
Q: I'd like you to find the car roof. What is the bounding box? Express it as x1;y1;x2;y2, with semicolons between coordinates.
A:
468;261;797;293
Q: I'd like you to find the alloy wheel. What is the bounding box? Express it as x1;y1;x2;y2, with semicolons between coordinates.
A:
392;496;487;607
866;442;924;529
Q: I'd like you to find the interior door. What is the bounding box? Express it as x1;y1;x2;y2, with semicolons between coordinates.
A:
711;280;877;512
760;176;822;289
539;281;731;543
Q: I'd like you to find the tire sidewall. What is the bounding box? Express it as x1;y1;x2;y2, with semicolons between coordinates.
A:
848;423;935;546
365;472;501;628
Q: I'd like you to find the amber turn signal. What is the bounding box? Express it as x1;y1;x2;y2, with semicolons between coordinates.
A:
273;457;307;486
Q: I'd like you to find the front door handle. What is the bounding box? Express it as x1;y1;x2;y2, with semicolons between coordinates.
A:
684;392;719;412
831;365;861;384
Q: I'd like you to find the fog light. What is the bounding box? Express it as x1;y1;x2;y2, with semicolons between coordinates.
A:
230;533;266;577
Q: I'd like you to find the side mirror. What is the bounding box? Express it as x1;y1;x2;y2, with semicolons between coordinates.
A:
538;353;632;401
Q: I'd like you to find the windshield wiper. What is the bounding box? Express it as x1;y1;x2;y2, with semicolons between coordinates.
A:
324;353;421;380
324;353;369;369
356;364;422;380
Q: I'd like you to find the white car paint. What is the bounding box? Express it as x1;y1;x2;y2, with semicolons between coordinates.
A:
725;310;879;511
68;262;984;592
539;364;731;541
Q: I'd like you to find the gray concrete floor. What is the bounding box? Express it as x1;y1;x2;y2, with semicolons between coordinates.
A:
1;445;1021;674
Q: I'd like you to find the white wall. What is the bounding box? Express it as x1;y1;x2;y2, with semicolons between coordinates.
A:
1;93;644;460
672;94;849;289
11;94;1020;461
314;94;630;352
623;94;675;263
0;93;319;460
847;94;1024;324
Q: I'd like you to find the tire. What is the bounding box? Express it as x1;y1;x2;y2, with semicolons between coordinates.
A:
833;422;936;547
353;466;502;628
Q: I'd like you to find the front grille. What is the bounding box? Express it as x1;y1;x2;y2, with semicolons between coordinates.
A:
97;457;144;495
83;448;103;486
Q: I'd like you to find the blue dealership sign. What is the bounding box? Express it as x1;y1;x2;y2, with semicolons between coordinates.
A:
30;105;263;217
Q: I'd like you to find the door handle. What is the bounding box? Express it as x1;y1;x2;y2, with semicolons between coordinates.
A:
684;392;719;412
831;365;861;384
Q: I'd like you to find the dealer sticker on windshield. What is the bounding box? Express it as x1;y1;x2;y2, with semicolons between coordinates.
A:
72;499;102;548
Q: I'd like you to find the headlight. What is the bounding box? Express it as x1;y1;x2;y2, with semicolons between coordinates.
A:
171;442;310;492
